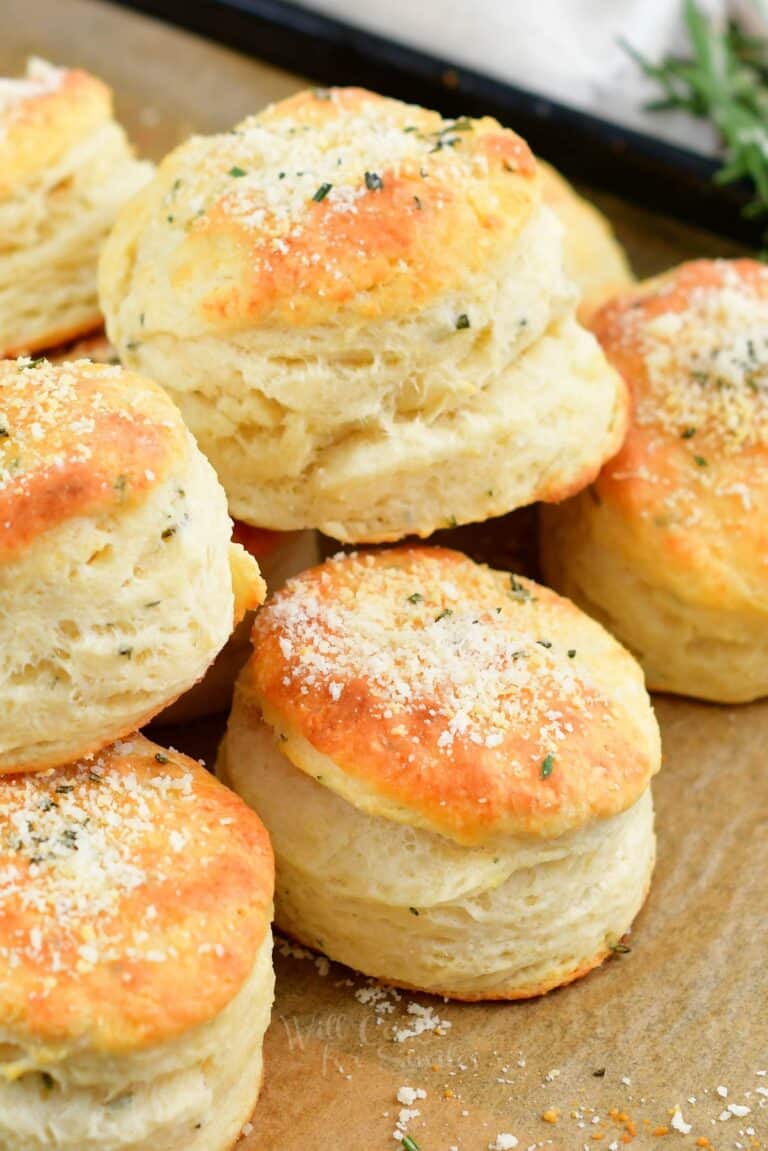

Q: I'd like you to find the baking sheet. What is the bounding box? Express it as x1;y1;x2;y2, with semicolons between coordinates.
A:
3;2;767;1148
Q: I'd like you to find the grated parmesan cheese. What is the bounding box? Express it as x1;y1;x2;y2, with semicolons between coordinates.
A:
0;742;204;975
259;552;592;767
627;262;768;453
0;358;140;497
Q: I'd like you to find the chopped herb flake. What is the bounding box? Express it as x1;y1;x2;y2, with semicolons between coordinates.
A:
541;753;555;779
509;575;531;602
407;593;423;604
312;182;332;202
430;137;457;152
154;753;169;764
434;608;453;622
228;166;247;178
455;313;471;330
364;170;384;191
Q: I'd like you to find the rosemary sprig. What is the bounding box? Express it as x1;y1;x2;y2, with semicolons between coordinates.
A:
623;0;768;239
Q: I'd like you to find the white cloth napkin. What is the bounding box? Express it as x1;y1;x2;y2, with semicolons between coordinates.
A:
299;0;766;156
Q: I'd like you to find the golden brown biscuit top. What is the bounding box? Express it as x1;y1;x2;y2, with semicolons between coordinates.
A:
0;736;273;1059
0;58;111;195
591;260;768;602
248;548;659;843
143;86;538;329
0;358;188;560
595;259;768;452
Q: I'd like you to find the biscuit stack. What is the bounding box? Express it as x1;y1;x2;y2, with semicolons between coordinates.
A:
94;85;664;1007
6;66;729;1141
0;359;275;1151
100;87;629;543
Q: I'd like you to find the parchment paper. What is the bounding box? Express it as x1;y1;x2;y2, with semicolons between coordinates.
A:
2;4;765;1147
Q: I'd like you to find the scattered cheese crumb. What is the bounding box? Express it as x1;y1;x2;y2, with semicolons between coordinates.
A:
397;1086;427;1107
671;1108;692;1135
393;1002;452;1043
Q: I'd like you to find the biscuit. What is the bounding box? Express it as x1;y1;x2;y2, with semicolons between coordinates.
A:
100;87;627;542
541;259;768;702
220;547;660;999
0;734;274;1151
0;358;264;773
157;525;320;724
538;159;633;320
0;58;151;358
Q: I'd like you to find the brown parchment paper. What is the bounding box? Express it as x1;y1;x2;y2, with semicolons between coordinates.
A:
2;3;767;1147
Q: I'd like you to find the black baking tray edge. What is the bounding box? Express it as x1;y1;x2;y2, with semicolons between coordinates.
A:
112;0;760;247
